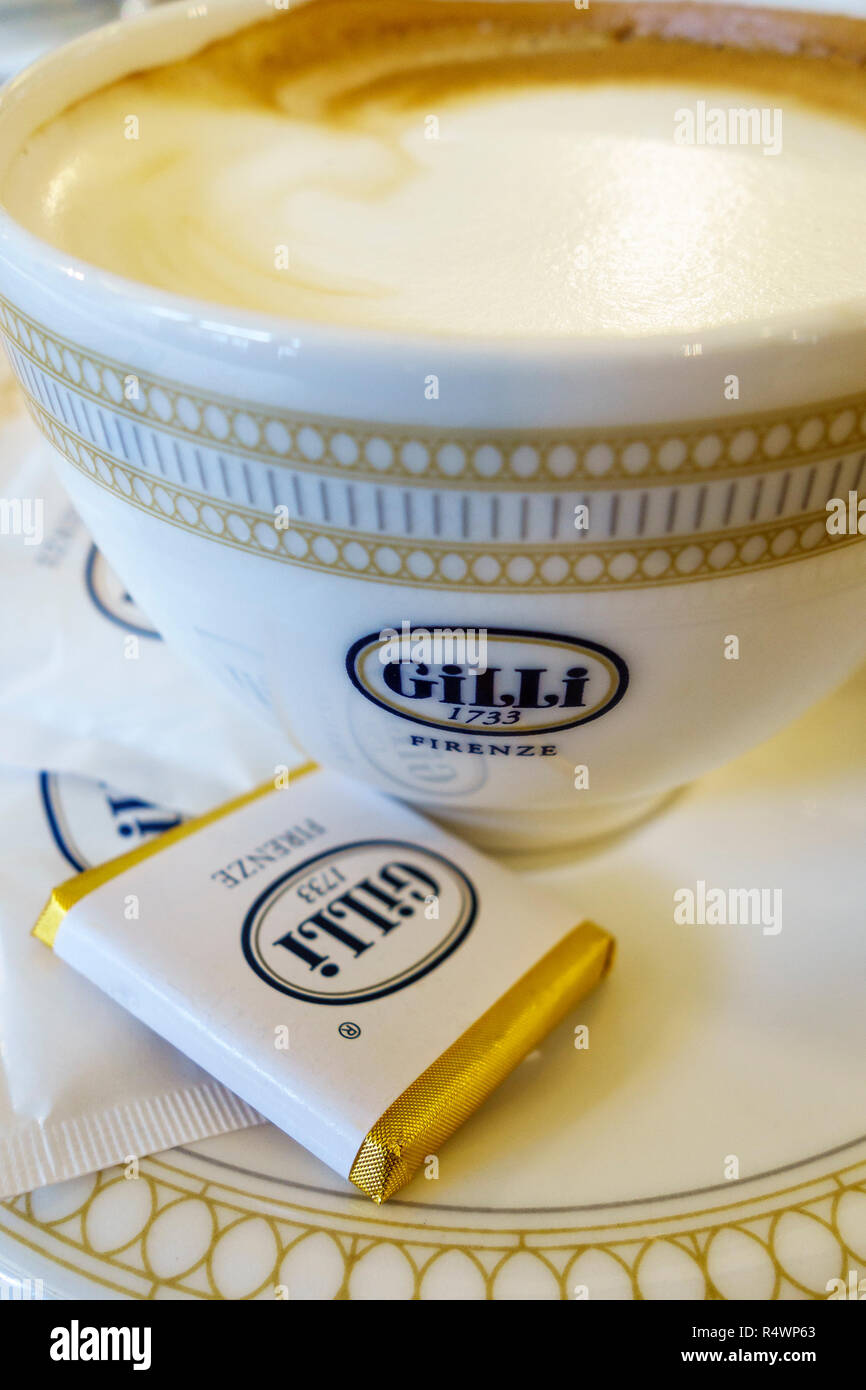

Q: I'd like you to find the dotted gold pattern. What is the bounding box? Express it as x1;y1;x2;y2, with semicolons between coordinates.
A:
2;1152;866;1299
3;297;866;491
30;400;864;593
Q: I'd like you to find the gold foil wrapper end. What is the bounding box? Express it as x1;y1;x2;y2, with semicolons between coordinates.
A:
33;886;73;948
349;920;614;1203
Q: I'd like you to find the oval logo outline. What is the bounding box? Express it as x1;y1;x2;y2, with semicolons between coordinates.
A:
241;838;477;1004
345;626;629;736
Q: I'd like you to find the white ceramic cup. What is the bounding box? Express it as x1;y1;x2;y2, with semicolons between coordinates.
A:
1;0;865;851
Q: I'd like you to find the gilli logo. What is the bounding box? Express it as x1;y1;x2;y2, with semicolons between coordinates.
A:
346;626;628;736
241;840;476;1004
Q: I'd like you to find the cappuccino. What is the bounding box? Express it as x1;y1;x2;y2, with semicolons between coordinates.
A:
5;0;866;335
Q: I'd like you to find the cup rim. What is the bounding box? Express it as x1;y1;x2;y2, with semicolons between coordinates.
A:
1;0;865;367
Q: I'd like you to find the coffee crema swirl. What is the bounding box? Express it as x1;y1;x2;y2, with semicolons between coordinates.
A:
4;0;866;336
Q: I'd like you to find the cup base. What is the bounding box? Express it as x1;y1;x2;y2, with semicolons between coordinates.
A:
422;789;676;857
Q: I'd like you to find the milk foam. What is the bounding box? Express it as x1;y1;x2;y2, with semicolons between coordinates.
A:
4;0;866;337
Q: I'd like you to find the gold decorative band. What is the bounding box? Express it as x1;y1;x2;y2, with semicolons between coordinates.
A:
349;920;615;1204
33;765;318;949
2;295;866;491
29;394;865;592
6;1144;866;1299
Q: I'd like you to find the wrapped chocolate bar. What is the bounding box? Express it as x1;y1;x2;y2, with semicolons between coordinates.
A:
34;764;614;1203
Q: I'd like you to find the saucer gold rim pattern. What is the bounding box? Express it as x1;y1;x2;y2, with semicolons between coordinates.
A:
2;1151;866;1299
29;402;865;592
3;299;866;491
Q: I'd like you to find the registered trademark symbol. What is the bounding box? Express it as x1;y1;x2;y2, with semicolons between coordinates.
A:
339;1021;361;1040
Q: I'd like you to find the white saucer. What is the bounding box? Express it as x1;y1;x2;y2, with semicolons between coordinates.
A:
3;661;865;1299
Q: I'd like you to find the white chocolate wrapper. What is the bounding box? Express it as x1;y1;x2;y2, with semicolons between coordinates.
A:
35;765;614;1202
0;765;261;1201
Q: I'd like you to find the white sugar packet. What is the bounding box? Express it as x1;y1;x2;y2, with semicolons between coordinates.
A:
0;358;293;812
0;765;262;1201
0;362;300;1199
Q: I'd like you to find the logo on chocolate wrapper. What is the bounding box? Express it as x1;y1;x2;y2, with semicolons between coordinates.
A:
346;626;628;735
241;840;476;1004
39;771;182;872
